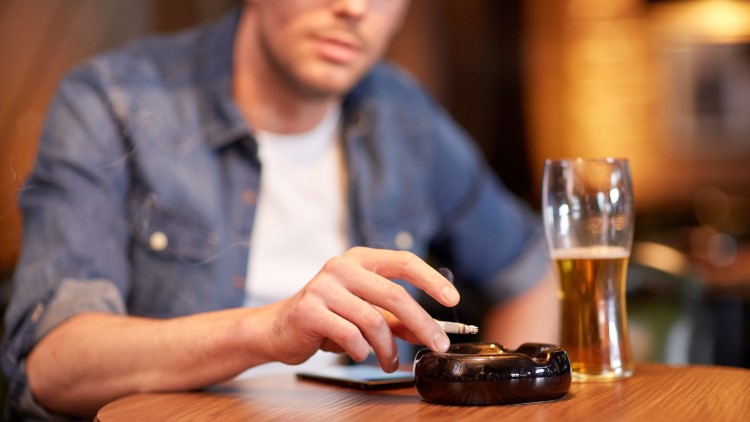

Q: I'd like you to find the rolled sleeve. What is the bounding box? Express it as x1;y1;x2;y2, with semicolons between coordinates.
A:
4;278;125;420
36;278;126;341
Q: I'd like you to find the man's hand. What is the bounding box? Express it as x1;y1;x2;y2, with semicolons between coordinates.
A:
260;247;460;372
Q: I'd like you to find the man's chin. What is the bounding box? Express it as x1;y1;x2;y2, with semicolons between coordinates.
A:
293;67;367;99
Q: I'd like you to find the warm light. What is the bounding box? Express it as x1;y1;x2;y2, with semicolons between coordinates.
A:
652;0;750;43
700;0;750;41
632;242;690;276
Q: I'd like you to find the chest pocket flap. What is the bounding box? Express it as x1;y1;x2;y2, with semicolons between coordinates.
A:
129;193;218;263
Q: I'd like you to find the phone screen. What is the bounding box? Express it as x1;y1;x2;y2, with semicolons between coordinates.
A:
296;365;414;390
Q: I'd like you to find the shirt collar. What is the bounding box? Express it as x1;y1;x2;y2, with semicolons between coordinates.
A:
196;6;251;150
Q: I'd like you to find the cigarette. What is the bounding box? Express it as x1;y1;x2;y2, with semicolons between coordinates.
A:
435;319;479;335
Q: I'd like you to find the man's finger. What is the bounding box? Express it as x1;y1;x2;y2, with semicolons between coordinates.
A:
343;247;460;307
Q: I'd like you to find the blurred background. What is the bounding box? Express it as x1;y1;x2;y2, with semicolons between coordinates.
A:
0;0;748;375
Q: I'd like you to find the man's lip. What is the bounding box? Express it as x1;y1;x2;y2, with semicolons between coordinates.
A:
313;33;362;64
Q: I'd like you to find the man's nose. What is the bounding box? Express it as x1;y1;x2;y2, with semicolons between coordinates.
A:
331;0;368;19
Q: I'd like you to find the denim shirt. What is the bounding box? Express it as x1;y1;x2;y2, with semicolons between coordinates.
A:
2;7;549;420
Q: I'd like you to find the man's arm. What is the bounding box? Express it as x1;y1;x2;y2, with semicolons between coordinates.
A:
481;267;560;349
26;247;460;417
26;308;269;416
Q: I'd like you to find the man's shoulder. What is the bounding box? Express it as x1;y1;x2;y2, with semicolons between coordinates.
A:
358;62;429;98
63;9;236;95
350;61;439;118
77;28;204;87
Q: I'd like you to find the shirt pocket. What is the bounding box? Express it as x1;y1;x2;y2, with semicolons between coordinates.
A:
128;192;218;263
366;195;437;256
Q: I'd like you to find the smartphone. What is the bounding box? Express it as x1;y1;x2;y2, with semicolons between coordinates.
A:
296;365;414;390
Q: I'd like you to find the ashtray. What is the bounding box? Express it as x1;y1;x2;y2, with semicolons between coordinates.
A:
413;342;571;406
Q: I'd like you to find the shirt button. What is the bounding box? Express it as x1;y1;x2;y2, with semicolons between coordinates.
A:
30;303;44;323
394;230;414;250
232;275;245;290
242;190;257;205
149;231;169;251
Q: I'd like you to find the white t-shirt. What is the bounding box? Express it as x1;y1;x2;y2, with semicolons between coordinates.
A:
240;106;349;377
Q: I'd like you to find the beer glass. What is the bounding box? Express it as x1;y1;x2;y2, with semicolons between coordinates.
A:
542;158;635;381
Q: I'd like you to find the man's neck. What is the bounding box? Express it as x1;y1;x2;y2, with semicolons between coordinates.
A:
234;74;335;134
232;10;338;134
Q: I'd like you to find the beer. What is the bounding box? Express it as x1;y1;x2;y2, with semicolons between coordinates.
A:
553;246;634;381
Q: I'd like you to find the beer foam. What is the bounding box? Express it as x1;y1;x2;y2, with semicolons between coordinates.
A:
551;246;629;260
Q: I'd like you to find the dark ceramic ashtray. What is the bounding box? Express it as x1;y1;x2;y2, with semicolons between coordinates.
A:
413;342;571;406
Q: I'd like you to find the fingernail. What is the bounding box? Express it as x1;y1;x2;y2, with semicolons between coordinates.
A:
433;332;450;352
442;286;459;305
390;354;400;372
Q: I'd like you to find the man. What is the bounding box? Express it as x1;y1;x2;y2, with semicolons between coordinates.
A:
2;0;558;419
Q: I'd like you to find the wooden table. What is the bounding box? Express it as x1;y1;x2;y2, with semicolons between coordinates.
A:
96;363;750;421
